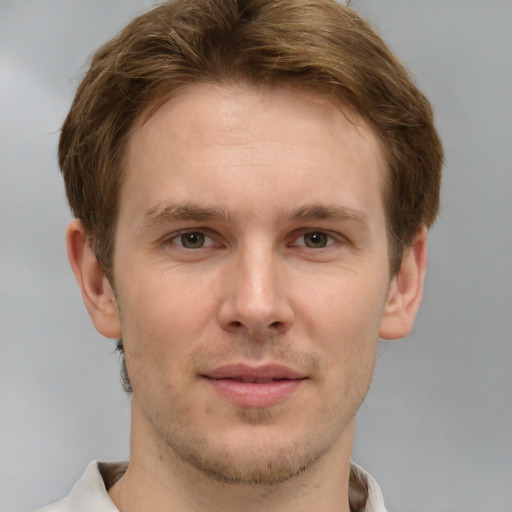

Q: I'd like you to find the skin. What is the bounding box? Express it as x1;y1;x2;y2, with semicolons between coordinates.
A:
67;83;427;512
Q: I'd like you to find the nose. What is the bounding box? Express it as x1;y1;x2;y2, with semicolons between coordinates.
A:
217;246;294;338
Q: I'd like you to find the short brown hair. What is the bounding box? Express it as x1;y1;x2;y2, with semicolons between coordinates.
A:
60;0;443;275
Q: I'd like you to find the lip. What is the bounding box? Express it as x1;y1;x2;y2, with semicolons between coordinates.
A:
203;364;306;408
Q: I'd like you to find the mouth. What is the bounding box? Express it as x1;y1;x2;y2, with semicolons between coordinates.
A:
219;377;292;383
202;364;307;408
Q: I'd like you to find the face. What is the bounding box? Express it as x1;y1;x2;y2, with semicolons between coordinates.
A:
109;83;395;483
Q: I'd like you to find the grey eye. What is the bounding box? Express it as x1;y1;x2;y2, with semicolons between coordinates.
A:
179;232;205;248
303;232;329;248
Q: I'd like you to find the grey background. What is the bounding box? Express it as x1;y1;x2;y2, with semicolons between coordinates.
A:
1;1;511;511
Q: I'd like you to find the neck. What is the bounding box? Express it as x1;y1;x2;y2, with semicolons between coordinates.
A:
108;401;356;512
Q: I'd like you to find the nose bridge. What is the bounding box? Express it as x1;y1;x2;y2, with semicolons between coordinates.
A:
240;242;276;306
218;237;293;335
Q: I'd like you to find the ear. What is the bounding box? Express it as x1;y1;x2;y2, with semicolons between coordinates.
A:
379;227;428;340
66;219;122;339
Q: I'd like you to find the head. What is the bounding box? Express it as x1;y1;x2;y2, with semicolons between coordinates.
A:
61;0;443;487
60;0;443;279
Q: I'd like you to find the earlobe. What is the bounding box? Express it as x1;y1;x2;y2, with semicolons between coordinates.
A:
66;219;122;339
379;227;428;340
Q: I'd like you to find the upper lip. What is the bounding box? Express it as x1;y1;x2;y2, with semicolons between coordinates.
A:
203;364;306;382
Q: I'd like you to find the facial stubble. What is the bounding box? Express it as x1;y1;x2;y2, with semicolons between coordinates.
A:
131;343;368;488
153;402;335;486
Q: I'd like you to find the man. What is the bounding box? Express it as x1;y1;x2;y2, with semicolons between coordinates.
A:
37;0;443;510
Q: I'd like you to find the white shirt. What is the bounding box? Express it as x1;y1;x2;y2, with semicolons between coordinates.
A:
33;460;387;512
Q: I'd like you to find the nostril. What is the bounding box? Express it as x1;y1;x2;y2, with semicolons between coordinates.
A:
270;321;282;329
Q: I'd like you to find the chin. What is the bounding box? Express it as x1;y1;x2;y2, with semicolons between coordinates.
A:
162;418;341;486
175;437;325;485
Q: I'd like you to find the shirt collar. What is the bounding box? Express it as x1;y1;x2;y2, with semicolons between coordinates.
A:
66;460;386;512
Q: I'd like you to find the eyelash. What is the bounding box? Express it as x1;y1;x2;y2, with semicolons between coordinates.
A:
289;230;338;249
168;230;218;249
166;229;341;250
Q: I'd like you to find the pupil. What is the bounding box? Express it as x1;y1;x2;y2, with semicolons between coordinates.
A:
182;232;204;248
305;232;327;248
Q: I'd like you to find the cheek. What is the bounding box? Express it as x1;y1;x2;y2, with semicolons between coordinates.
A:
301;271;387;336
299;272;385;379
120;266;217;331
116;272;216;382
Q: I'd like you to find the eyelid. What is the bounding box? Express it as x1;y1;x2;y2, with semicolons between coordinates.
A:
288;229;342;248
166;229;218;248
161;227;345;250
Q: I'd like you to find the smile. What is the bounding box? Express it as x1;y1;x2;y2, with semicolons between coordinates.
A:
228;377;286;383
203;364;307;408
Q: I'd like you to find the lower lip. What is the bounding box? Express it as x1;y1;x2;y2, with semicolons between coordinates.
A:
206;378;304;408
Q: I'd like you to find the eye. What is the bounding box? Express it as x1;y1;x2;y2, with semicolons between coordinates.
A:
171;231;214;249
294;231;336;249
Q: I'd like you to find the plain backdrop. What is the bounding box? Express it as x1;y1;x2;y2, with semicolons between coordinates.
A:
1;1;511;511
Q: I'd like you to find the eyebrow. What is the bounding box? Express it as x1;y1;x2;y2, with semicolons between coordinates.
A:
290;204;369;226
142;203;233;227
141;202;368;228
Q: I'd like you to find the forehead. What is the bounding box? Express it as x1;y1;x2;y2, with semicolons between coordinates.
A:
135;83;378;152
120;83;386;226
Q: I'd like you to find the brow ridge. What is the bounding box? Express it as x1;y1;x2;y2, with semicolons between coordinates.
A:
142;202;368;228
290;204;368;225
142;203;233;226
